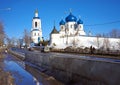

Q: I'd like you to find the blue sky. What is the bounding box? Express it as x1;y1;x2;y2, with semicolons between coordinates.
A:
0;0;120;40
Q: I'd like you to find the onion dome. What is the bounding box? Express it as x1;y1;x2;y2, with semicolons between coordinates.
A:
33;9;40;19
59;19;65;25
65;13;77;22
77;18;83;24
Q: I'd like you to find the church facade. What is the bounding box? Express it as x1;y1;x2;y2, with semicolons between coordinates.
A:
50;12;120;50
31;10;42;44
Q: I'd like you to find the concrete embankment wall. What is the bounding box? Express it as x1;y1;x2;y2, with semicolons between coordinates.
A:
25;52;120;85
8;49;25;60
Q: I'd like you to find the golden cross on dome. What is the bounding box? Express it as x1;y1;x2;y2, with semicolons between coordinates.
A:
69;8;72;13
35;9;38;13
78;15;81;19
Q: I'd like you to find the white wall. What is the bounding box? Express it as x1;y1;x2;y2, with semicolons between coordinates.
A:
50;34;120;50
65;22;76;35
31;30;42;43
32;19;41;30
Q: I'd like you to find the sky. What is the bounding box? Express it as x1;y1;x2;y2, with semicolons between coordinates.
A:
0;0;120;40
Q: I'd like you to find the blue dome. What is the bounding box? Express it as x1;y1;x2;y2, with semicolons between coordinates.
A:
65;13;77;22
59;19;65;25
77;19;83;24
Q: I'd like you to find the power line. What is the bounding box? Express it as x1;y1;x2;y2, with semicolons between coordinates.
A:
85;20;120;26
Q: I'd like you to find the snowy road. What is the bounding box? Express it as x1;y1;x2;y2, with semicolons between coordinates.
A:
11;47;120;63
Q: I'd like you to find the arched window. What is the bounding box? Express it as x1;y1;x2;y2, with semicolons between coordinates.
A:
71;25;72;28
34;33;36;36
35;22;37;27
66;24;68;28
74;24;77;29
38;37;40;42
79;25;81;28
61;26;63;30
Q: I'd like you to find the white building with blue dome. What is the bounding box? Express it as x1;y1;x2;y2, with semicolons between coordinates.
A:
50;12;86;48
59;12;86;36
50;12;120;50
31;10;42;44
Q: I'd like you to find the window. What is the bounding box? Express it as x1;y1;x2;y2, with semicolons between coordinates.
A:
66;24;68;28
74;24;77;29
35;22;37;27
71;25;72;28
79;25;81;28
34;33;36;36
61;26;63;30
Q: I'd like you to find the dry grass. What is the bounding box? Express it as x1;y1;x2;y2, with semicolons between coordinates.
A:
0;49;15;85
0;69;15;85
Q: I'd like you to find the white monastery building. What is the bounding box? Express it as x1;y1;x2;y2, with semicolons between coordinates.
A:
31;10;42;44
50;12;120;50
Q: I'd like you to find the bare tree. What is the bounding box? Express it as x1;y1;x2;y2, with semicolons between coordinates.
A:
11;37;18;46
5;36;16;48
0;22;5;46
117;39;120;50
95;34;101;49
109;29;120;38
72;39;76;46
5;36;12;48
16;38;21;48
103;38;110;51
11;37;21;48
23;29;31;48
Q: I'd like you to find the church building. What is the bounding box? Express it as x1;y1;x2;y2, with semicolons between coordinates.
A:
31;10;42;44
50;12;86;48
50;12;120;50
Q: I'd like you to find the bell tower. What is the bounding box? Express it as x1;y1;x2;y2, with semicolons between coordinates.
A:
31;9;42;44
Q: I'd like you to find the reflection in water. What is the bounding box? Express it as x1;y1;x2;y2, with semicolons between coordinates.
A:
3;53;41;85
33;77;40;85
3;54;63;85
4;60;36;85
0;53;15;85
25;64;63;85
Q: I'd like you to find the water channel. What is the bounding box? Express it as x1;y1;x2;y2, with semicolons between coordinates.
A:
2;48;120;85
2;53;63;85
